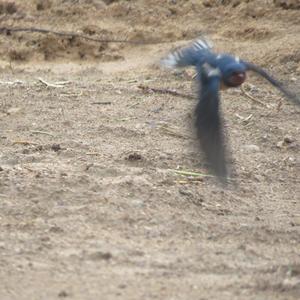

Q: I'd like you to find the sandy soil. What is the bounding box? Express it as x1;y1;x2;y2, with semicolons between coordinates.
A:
0;0;299;299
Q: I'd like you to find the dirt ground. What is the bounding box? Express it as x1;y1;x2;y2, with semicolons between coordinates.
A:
0;0;299;299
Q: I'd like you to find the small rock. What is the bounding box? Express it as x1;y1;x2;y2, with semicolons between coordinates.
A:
102;0;119;4
242;144;260;153
283;135;294;144
36;0;52;10
7;107;21;115
253;174;264;182
51;143;61;152
58;290;68;298
118;284;127;289
131;199;144;208
88;251;112;261
179;188;193;197
0;2;18;14
277;136;296;148
282;277;300;288
49;225;64;233
276;140;285;148
126;152;142;161
22;149;30;154
274;0;300;10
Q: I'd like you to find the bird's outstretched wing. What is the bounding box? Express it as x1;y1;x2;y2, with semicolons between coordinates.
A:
245;62;300;105
195;63;228;183
161;37;213;68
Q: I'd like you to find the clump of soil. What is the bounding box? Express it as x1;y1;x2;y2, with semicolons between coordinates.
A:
274;0;300;9
203;0;251;7
0;1;17;14
8;48;31;61
36;0;52;11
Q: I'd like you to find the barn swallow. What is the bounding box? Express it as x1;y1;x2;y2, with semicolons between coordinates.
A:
161;37;299;183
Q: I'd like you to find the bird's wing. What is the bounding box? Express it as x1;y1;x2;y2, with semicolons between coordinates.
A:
161;37;213;68
244;62;299;105
195;63;228;183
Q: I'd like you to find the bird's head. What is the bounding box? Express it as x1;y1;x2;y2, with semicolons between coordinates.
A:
223;63;246;87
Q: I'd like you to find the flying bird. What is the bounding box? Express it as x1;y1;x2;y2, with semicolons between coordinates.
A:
161;37;299;183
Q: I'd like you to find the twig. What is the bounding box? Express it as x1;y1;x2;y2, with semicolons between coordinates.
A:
276;100;283;112
170;169;214;178
138;84;196;100
54;81;71;85
30;130;55;137
0;80;24;85
23;166;35;172
175;180;203;184
86;152;102;156
90;101;112;105
12;141;39;145
37;78;70;88
235;113;253;122
128;101;140;108
0;26;168;45
240;85;269;108
115;117;137;122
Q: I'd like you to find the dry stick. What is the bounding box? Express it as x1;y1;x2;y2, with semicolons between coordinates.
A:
0;80;23;85
0;26;168;45
240;85;269;108
37;77;69;88
30;130;55;137
138;84;196;100
12;141;39;145
128;101;140;108
86;152;102;156
235;113;253;122
91;101;112;105
170;169;214;178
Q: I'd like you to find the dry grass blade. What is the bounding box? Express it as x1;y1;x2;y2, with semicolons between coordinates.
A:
37;78;70;88
115;117;137;122
235;113;253;123
86;152;102;156
91;101;112;105
0;80;24;85
160;125;194;140
30;130;55;137
12;140;39;145
170;169;214;178
138;84;195;100
241;85;270;108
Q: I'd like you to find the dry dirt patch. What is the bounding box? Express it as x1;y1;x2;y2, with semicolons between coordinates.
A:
0;1;299;299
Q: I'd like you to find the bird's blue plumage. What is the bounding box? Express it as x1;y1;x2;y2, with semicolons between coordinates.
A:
161;37;299;183
195;64;228;182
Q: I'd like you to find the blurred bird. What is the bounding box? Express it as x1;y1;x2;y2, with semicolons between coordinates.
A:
161;37;299;183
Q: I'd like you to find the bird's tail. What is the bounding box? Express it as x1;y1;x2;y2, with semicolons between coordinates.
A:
161;37;213;69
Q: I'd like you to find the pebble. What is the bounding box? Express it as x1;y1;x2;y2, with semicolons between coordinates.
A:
277;135;296;148
241;144;260;153
283;135;294;144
